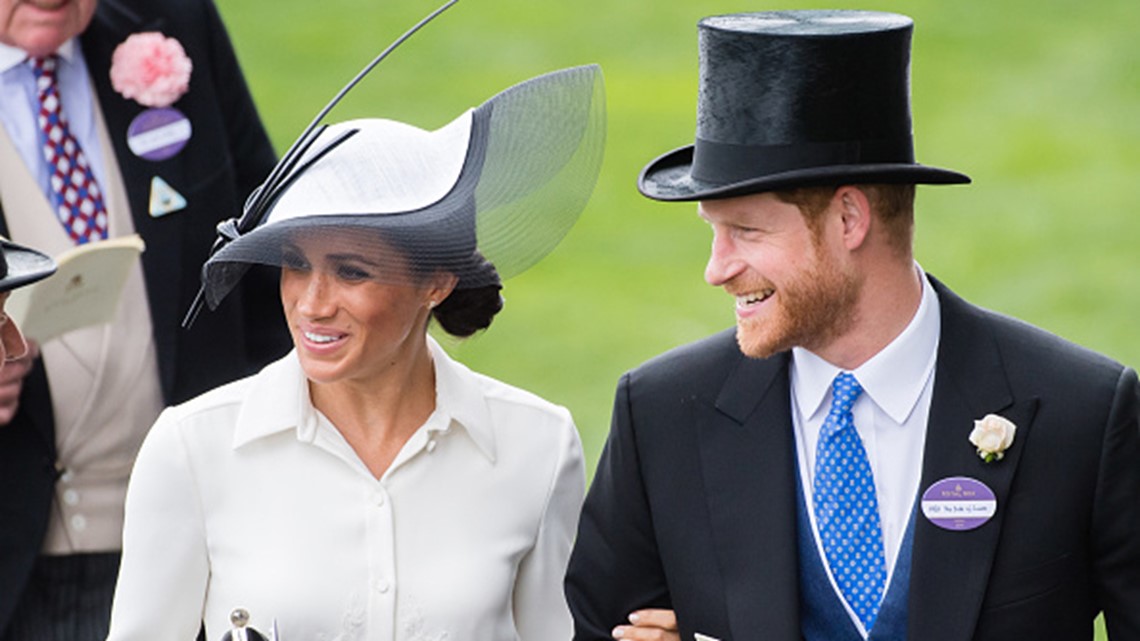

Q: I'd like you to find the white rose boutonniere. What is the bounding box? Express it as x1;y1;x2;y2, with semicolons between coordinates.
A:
969;414;1017;463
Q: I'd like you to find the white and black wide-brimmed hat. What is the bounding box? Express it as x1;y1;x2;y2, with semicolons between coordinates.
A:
195;64;605;313
639;10;970;202
0;239;55;294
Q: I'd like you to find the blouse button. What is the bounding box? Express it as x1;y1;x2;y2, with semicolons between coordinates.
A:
63;489;80;506
372;491;386;507
426;438;437;453
374;579;391;594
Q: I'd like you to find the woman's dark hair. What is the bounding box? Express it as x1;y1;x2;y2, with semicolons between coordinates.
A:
430;250;503;337
383;234;500;337
371;202;505;337
432;282;503;337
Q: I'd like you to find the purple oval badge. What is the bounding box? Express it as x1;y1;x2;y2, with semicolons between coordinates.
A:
921;476;996;531
126;107;192;161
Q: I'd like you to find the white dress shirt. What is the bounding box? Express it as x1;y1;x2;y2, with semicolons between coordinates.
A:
791;269;940;637
108;337;585;641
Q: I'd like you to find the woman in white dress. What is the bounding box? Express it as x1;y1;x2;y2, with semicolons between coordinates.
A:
106;65;605;641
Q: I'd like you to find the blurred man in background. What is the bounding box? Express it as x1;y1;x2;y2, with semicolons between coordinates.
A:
0;1;289;638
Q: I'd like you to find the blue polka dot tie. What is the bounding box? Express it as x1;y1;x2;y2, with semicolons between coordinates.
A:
813;372;886;631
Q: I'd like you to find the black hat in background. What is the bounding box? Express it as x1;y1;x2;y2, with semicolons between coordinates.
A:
639;10;970;202
0;239;56;294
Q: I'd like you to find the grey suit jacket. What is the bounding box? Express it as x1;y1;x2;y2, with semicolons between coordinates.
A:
566;276;1140;641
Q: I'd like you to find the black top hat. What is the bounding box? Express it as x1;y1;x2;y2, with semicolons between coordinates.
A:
0;239;55;294
639;10;970;201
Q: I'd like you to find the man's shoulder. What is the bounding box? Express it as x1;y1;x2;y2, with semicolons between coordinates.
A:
623;327;783;394
83;0;220;58
937;278;1129;389
979;305;1126;383
93;0;211;28
631;327;738;372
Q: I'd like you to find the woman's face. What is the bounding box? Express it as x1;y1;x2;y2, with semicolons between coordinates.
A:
279;230;453;388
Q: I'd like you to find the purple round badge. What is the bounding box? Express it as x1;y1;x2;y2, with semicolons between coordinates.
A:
920;476;996;531
126;107;192;161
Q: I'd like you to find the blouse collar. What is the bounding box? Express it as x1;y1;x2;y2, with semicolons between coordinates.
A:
232;336;497;463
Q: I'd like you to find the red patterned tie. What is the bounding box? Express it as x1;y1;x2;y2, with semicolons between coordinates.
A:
30;55;109;245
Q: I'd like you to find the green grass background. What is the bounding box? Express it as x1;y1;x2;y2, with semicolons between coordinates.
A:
214;1;1136;635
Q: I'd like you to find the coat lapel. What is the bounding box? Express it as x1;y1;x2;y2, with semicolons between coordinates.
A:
80;2;191;395
908;279;1039;641
699;350;802;641
80;1;174;227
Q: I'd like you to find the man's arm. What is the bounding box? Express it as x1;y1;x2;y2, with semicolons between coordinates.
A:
1092;367;1140;638
565;373;672;640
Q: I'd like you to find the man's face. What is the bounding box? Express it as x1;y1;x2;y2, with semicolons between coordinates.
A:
701;191;860;359
0;0;98;58
0;292;28;365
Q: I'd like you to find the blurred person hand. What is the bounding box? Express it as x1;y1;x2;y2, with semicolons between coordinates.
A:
612;609;680;641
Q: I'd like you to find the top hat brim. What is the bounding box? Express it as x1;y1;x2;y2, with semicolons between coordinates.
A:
0;239;55;293
638;145;971;202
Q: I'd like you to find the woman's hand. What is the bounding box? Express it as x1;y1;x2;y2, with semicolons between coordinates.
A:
611;609;679;641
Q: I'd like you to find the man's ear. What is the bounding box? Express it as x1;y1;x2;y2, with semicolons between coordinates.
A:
834;185;872;250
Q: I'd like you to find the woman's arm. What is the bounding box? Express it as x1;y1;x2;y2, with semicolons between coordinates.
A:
107;408;210;641
512;411;586;641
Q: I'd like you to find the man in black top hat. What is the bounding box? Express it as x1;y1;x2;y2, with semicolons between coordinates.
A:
565;10;1140;641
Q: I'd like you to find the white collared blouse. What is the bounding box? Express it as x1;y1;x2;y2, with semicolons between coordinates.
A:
108;338;585;641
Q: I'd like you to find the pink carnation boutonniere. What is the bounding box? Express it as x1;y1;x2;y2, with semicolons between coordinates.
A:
110;32;193;108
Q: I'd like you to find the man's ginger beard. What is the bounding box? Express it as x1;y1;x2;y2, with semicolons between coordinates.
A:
733;229;861;359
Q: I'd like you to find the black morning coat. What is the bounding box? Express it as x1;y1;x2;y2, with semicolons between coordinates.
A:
567;277;1140;641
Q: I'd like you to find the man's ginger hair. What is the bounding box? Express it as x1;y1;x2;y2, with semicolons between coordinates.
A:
774;184;916;256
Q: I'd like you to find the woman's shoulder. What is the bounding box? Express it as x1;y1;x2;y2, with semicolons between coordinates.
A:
461;369;584;492
137;355;305;484
433;342;572;429
162;369;259;424
442;358;579;463
155;354;297;437
461;366;574;432
478;372;568;415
